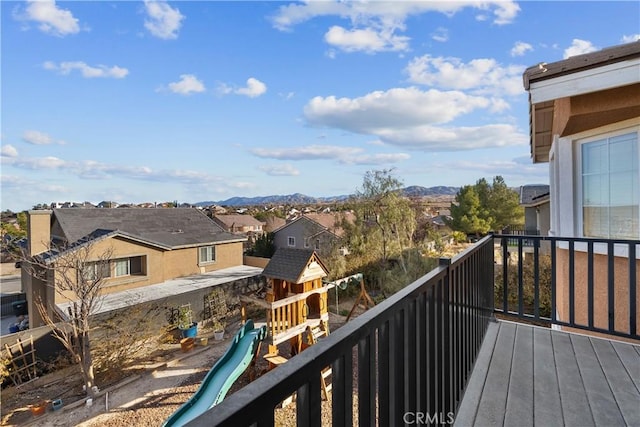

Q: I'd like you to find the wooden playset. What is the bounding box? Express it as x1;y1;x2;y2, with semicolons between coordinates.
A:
240;248;332;359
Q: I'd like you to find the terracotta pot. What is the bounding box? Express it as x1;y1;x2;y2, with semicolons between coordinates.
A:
180;337;195;352
29;401;47;416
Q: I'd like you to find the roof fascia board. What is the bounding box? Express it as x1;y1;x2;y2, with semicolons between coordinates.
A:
171;237;246;250
529;58;640;104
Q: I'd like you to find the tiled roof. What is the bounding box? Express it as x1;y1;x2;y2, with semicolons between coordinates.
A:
262;248;327;283
213;214;264;228
519;185;550;206
53;208;244;248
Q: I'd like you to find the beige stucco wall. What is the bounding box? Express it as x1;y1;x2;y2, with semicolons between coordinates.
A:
51;237;245;305
556;248;640;337
27;210;52;256
244;255;270;268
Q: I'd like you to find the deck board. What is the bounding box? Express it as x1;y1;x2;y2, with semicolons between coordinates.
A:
455;320;640;426
532;327;562;427
504;325;533;426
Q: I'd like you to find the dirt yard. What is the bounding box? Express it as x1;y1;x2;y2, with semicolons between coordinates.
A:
1;305;366;427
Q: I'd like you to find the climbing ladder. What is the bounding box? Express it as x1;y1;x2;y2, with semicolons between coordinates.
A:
305;321;332;400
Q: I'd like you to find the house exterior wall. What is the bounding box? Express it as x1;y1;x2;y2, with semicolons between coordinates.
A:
50;237;245;305
538;203;551;236
556;248;640;336
273;219;338;257
27;210;52;256
524;208;537;231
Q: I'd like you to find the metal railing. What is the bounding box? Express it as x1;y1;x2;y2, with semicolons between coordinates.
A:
494;234;639;339
500;227;540;247
188;236;495;426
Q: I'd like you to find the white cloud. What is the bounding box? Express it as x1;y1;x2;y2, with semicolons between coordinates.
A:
621;34;640;43
564;39;598;59
303;88;527;151
22;130;66;145
375;124;527;150
346;153;410;165
218;78;267;98
510;41;533;57
16;0;80;37
431;27;449;43
271;1;519;31
259;164;300;176
43;61;129;78
324;25;409;53
2;153;236;187
436;157;548;181
252;144;409;166
252;145;362;161
271;1;518;53
235;78;267;98
405;55;525;96
305;87;490;131
144;0;185;40
166;74;206;95
1;145;18;158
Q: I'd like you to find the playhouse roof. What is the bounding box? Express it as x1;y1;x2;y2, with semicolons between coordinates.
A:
262;248;328;284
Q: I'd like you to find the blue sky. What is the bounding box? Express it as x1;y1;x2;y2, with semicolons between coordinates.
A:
2;1;639;211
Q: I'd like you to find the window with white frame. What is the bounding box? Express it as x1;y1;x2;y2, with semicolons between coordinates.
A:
114;258;130;277
81;261;110;281
287;236;295;247
199;246;215;264
579;129;639;239
114;256;145;277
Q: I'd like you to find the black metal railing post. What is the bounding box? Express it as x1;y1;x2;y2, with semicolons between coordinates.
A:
494;233;639;340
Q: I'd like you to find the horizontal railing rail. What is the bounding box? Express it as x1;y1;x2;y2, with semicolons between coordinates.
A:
187;235;495;427
500;227;540;247
494;234;639;339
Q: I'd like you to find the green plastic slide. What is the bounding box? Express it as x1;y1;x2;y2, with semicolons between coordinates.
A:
162;320;267;427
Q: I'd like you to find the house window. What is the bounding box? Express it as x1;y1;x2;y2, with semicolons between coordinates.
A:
315;239;320;250
114;259;130;277
287;237;295;247
580;130;639;239
81;261;110;281
114;256;145;277
304;238;309;248
199;246;216;264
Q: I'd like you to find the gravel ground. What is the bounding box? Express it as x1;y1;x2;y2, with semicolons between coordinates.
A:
2;309;368;427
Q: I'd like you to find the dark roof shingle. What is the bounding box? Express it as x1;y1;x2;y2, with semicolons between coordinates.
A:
53;208;244;248
262;248;324;283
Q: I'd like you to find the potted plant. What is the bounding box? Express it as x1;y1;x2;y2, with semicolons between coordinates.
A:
212;319;226;340
177;304;197;338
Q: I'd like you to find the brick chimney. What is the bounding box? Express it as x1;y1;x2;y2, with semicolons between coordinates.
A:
27;210;52;256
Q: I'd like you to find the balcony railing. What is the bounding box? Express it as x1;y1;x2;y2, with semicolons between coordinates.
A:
189;235;495;426
186;234;638;426
494;234;639;340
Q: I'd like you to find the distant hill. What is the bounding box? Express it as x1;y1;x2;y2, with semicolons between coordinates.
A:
195;186;459;207
402;186;459;197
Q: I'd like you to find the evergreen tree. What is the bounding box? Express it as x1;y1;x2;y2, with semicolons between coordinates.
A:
447;185;492;236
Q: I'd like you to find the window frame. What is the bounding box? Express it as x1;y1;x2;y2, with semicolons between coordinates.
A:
114;258;131;277
287;236;295;247
81;260;111;282
199;245;216;265
575;126;639;239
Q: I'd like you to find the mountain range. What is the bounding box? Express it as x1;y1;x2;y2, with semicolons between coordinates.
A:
195;186;459;207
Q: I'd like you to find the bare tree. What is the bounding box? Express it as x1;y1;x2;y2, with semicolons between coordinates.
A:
22;239;113;398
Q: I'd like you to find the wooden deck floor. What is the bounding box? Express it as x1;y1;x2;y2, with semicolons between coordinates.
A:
455;320;640;427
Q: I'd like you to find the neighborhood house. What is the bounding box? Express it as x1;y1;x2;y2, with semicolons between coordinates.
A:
22;208;251;327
